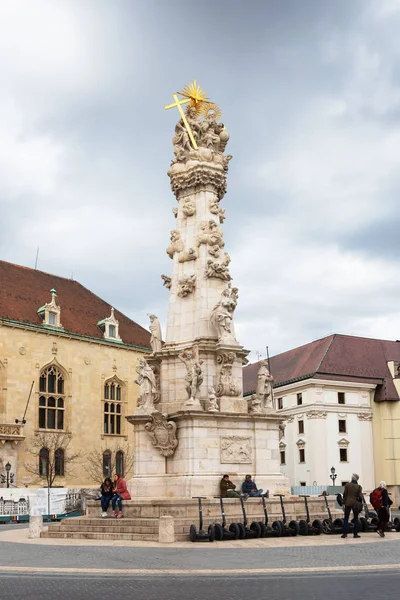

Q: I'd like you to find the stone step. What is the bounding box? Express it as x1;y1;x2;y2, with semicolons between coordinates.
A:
59;518;162;527
48;523;160;534
41;531;159;541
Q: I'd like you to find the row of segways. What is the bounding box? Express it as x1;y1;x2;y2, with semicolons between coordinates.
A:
189;494;304;542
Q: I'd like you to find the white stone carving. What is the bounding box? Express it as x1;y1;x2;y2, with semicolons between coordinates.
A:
205;387;219;412
135;358;159;415
220;436;252;464
161;274;172;289
197;220;224;258
166;230;184;259
178;248;198;263
338;438;350;448
248;394;263;414
210;286;238;343
148;314;162;354
279;423;286;440
182;198;196;217
144;411;178;457
357;412;372;421
177;274;196;297
216;352;241;397
205;255;231;281
209;199;226;223
172;207;178;218
255;360;274;410
178;349;204;407
296;438;306;449
306;410;328;419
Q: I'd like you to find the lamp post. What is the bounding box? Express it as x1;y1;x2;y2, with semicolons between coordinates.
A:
330;466;337;489
1;462;15;488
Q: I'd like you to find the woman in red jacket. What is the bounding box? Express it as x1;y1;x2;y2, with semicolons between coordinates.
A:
111;473;131;518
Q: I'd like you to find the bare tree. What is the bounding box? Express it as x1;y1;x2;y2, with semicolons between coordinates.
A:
24;431;81;515
85;441;135;486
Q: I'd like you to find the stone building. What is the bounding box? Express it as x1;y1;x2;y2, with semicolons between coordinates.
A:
0;260;151;487
243;334;400;504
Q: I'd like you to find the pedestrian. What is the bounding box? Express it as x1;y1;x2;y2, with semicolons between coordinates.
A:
111;473;131;518
370;481;393;537
341;473;363;539
242;474;264;497
100;477;114;518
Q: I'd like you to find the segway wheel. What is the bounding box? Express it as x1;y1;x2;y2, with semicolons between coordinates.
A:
214;523;224;541
298;519;308;536
312;519;322;535
333;518;344;533
250;521;262;538
359;517;368;533
208;524;215;542
258;521;267;538
189;524;197;542
229;523;240;539
392;517;399;528
289;520;300;536
271;520;282;537
237;523;246;539
322;518;332;534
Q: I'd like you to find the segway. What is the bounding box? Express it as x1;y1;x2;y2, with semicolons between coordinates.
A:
238;495;262;539
274;494;299;536
357;493;378;532
257;494;283;538
213;496;240;541
319;492;344;534
189;497;215;542
298;495;322;535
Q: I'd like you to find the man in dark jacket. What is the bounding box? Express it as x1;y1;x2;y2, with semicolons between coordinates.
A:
242;474;264;497
220;474;242;498
341;473;363;538
371;481;393;537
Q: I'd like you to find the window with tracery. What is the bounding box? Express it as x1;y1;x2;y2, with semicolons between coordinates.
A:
55;448;65;476
116;450;124;476
39;447;49;477
103;450;111;477
103;380;122;435
38;365;65;430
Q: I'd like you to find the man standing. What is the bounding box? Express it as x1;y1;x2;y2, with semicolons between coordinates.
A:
370;481;393;537
242;474;264;497
341;473;363;539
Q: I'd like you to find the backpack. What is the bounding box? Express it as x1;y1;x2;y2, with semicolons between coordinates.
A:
370;488;383;510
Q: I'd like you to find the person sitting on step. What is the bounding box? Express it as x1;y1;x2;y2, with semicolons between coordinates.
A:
242;474;264;497
100;477;114;518
220;474;247;499
111;473;131;518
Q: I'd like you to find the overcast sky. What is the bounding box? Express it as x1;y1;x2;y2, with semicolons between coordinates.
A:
1;0;400;360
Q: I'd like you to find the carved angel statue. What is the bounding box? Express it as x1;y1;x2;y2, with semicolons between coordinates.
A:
210;285;238;343
172;106;202;163
178;349;203;406
148;314;162;353
135;358;158;414
255;360;274;410
205;387;219;412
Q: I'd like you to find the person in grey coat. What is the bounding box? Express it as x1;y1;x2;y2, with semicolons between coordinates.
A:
341;473;363;539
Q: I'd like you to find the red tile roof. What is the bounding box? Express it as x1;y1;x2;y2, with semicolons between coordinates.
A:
243;334;400;402
0;260;151;349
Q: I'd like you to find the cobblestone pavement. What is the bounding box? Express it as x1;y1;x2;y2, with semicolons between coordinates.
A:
0;571;399;600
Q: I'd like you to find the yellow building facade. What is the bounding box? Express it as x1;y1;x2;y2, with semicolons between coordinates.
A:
0;260;151;488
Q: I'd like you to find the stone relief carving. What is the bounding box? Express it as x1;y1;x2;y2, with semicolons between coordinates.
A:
197;220;225;258
248;394;263;414
205;387;219;412
210;285;238;343
296;438;306;449
172;207;178;218
285;414;294;423
178;349;204;406
178;248;198;263
216;352;241;397
177;274;196;298
357;412;372;421
161;274;172;289
166;230;184;259
338;438;350;448
182;198;196;217
135;358;159;415
0;424;23;437
220;436;252;464
279;423;286;440
144;411;178;457
209;199;226;223
205;255;231;281
305;411;328;419
148;314;162;354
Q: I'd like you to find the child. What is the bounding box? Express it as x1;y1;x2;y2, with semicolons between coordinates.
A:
111;473;131;518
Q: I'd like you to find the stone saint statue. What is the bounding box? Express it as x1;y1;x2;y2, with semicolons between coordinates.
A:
255;360;274;410
148;314;162;353
178;349;203;406
205;387;219;412
210;286;238;343
135;358;158;414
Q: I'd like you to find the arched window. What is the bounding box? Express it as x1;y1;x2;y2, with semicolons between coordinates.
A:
39;448;49;477
38;365;66;430
102;450;111;477
116;450;124;477
103;380;122;435
55;448;65;477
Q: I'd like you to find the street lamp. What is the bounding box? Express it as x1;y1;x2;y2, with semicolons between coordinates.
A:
0;462;15;488
330;466;337;488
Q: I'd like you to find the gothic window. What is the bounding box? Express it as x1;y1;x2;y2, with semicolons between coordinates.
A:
116;450;124;476
103;380;122;435
39;448;49;477
38;365;66;430
55;448;65;477
103;450;111;477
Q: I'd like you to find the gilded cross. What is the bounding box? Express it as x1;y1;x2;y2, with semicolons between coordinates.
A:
164;80;210;151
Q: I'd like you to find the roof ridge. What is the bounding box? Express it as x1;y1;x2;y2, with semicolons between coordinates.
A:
315;333;336;373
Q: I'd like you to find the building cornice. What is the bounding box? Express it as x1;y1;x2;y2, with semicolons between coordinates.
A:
273;378;377;394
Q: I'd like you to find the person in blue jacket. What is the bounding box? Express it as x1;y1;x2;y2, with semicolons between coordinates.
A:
242;474;264;497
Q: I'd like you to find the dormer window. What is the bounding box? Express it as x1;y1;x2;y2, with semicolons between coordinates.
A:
97;308;122;343
37;289;63;329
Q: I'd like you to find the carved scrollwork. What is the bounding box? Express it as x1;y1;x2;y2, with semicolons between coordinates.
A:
357;412;372;421
144;411;178;457
216;352;240;397
178;248;198;263
177;274;196;297
305;410;328;419
166;230;184;259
